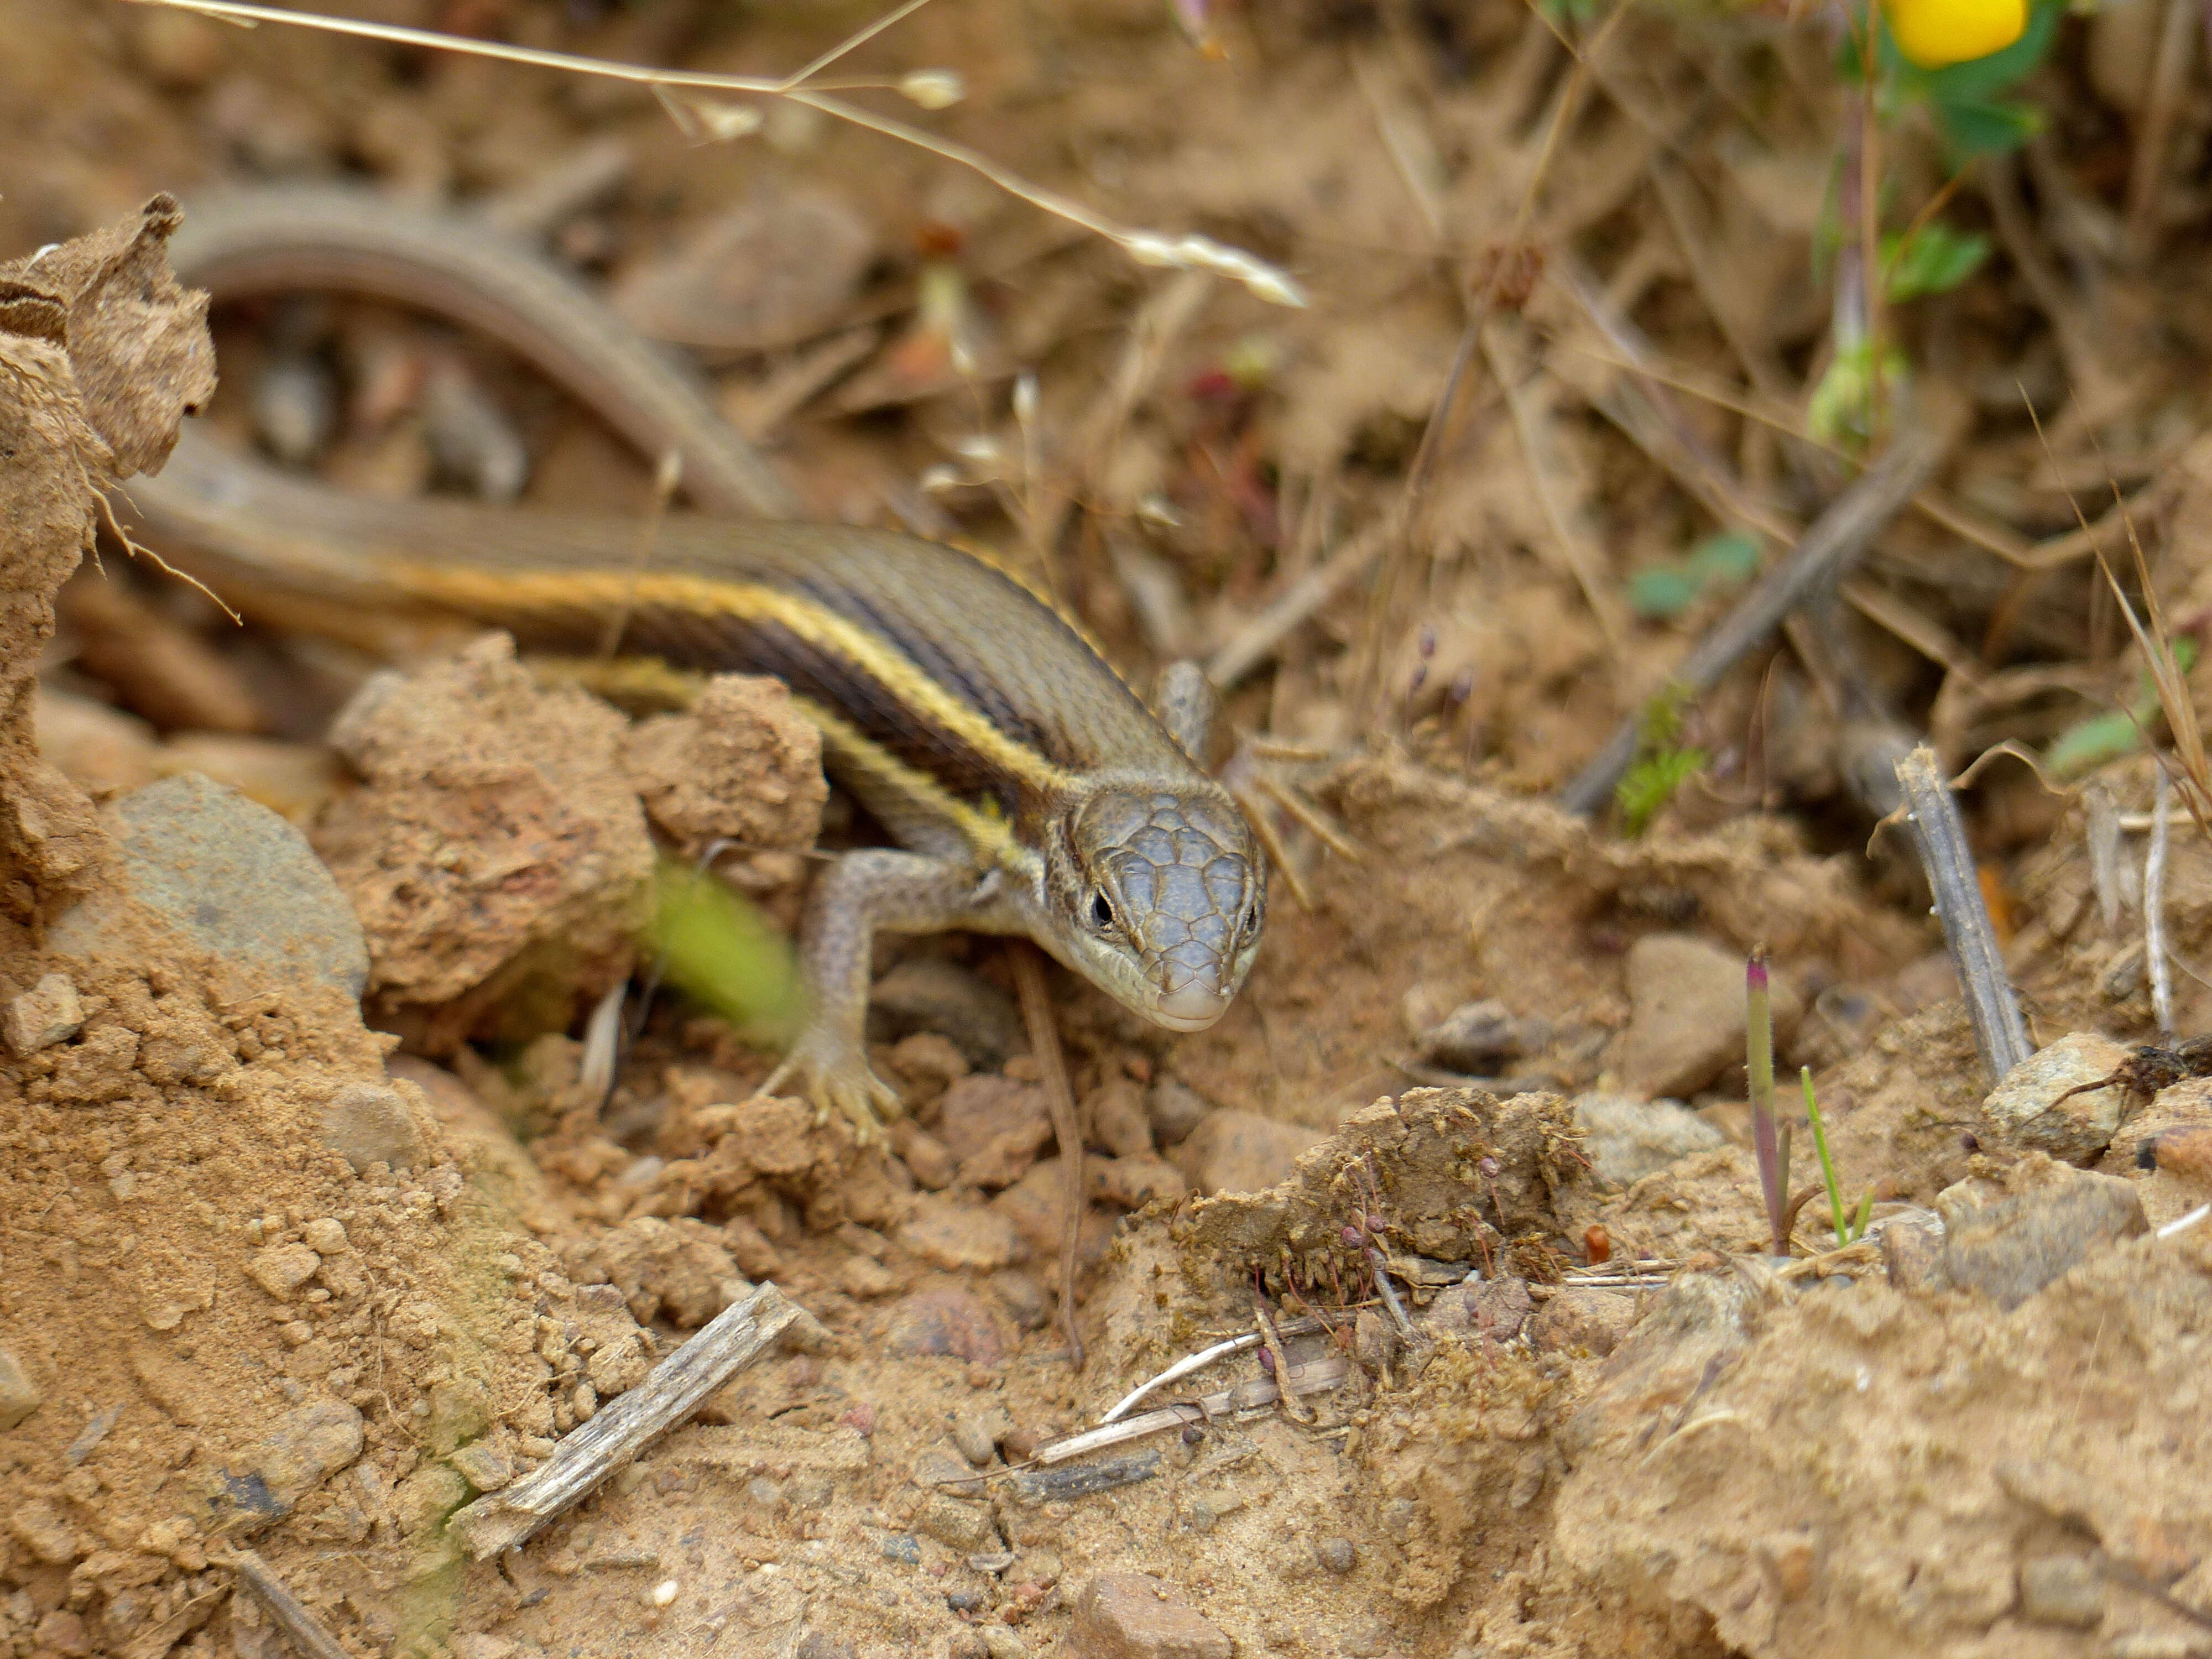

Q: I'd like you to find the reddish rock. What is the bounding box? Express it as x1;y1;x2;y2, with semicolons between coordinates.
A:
1065;1573;1232;1659
990;1158;1118;1267
884;1287;1007;1368
899;1192;1026;1271
936;1074;1053;1189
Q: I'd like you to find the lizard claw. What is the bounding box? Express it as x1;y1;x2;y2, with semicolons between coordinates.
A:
758;1024;905;1142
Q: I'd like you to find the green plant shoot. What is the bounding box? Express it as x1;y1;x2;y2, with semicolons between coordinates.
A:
647;856;807;1045
1802;1065;1872;1247
1616;685;1708;836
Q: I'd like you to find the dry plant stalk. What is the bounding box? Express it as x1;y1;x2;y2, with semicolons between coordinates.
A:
1034;1355;1351;1466
1891;746;2032;1084
447;1282;823;1558
220;1550;351;1659
1559;421;1953;817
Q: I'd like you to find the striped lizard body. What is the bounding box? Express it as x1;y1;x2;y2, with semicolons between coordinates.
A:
123;189;1269;1133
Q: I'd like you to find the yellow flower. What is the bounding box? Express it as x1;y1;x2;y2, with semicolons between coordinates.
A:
1885;0;2027;67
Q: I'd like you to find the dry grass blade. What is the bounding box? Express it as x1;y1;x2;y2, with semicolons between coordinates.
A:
127;0;1303;307
2025;395;2212;842
1485;325;1627;648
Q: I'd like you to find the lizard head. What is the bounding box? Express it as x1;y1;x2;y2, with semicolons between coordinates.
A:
1040;781;1267;1032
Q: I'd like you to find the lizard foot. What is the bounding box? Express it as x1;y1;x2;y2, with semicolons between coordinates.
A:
757;1025;905;1142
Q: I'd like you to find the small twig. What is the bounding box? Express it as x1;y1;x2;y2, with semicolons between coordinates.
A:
2158;1202;2212;1240
1253;1298;1314;1423
448;1283;823;1557
1038;1355;1352;1465
1890;746;2032;1084
220;1550;352;1659
1098;1314;1332;1423
1010;943;1084;1370
1361;1246;1417;1342
1485;325;1627;647
2148;763;2176;1037
1206;519;1390;690
1561;422;1950;816
2124;0;2199;260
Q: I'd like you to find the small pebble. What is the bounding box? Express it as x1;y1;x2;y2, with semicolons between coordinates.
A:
648;1579;679;1608
0;1349;41;1431
952;1408;1010;1467
947;1589;987;1612
1316;1536;1357;1574
4;974;84;1056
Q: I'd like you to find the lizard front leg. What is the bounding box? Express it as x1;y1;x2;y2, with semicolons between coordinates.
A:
759;848;1002;1139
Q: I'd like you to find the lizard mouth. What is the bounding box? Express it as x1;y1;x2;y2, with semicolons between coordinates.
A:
1151;982;1231;1031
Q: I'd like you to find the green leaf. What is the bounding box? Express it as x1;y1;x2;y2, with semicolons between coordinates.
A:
1686;530;1761;585
1882;223;1991;301
1934;95;2044;157
1627;566;1703;620
2046;710;2143;780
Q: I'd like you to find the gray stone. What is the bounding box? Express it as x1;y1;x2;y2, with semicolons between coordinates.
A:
4;973;84;1056
865;958;1024;1066
1872;1207;1948;1292
1573;1093;1726;1186
1938;1164;2147;1310
0;1348;40;1431
321;1081;429;1174
1430;1276;1534;1343
2018;1553;2103;1629
1617;933;1800;1098
1416;999;1549;1074
1981;1032;2130;1164
51;773;367;995
1147;1078;1214;1148
255;1398;364;1505
1316;1536;1356;1574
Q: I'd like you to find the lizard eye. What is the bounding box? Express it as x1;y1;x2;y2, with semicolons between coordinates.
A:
1089;891;1118;935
